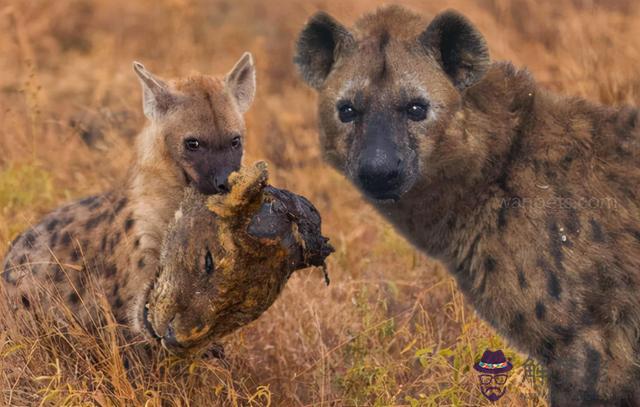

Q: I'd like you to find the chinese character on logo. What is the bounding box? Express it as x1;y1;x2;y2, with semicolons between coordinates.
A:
522;356;547;398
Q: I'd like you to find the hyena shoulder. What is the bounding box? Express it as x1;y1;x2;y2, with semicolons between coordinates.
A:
1;192;137;321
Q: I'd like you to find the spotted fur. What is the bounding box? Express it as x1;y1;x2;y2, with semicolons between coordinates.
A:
296;6;640;405
1;54;256;339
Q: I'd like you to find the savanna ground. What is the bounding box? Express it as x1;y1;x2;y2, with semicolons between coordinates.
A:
1;0;639;405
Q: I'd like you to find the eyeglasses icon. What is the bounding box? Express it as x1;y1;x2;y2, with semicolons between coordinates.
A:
479;374;508;385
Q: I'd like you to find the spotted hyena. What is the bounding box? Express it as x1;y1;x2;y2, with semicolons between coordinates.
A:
295;6;640;406
1;53;256;341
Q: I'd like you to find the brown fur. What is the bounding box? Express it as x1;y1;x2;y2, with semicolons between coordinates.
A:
1;54;255;340
147;162;332;354
296;5;640;406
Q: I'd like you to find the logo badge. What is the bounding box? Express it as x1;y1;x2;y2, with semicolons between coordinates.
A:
473;349;513;402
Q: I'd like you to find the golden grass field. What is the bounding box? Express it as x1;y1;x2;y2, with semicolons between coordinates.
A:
1;0;640;405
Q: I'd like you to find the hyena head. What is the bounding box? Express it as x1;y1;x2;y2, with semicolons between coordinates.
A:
295;6;490;200
133;53;256;195
145;189;291;354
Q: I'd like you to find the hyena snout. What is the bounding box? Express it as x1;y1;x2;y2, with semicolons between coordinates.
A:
161;319;181;349
212;172;231;194
156;312;209;353
198;166;235;195
357;147;405;199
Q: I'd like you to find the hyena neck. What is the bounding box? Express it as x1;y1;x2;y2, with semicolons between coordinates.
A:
132;125;185;205
127;125;185;276
374;62;539;264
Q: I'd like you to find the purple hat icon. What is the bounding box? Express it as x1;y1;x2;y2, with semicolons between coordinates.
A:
473;349;513;374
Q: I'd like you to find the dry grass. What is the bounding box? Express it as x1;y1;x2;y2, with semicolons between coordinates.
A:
1;0;639;405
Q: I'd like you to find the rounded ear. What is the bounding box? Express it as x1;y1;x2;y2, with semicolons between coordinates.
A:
419;10;490;90
132;61;175;120
225;52;256;114
294;12;354;89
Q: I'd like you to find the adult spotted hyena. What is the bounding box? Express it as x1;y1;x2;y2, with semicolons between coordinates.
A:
2;53;256;343
296;5;640;406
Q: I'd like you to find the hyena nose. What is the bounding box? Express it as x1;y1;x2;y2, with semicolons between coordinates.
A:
357;149;403;196
213;175;230;194
162;321;182;349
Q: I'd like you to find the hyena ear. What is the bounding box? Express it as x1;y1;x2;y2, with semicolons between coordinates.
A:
294;12;355;89
225;52;256;114
132;61;175;120
419;10;490;90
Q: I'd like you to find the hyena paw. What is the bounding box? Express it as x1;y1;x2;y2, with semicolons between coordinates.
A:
202;343;228;366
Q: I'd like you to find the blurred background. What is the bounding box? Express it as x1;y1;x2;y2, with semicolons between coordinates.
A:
1;0;639;405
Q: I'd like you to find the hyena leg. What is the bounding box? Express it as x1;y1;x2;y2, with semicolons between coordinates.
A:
547;339;635;407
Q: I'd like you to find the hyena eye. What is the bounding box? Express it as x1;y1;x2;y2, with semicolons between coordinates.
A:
338;103;358;123
406;102;428;122
184;138;200;151
204;250;214;275
231;136;242;149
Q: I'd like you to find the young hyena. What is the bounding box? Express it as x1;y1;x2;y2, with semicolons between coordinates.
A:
296;6;640;406
1;53;256;338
